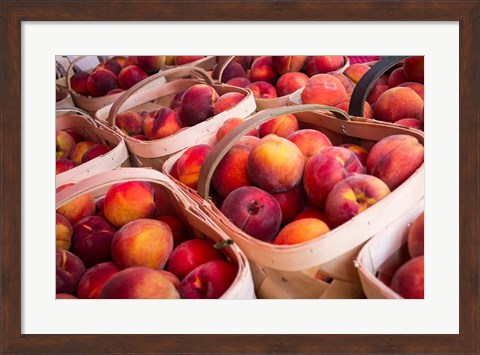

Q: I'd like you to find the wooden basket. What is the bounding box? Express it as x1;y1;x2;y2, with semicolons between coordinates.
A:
162;103;424;298
95;66;256;170
355;199;424;299
61;56;167;116
55;107;130;188
55;167;256;300
213;56;350;111
56;77;75;110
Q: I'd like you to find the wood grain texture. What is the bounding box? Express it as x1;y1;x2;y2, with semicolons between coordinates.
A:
1;1;478;354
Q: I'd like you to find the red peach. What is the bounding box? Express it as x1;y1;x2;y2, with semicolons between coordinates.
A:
272;184;306;226
115;111;145;136
117;65;148;90
176;144;214;189
143;107;183;140
215;117;259;143
335;98;373;118
294;206;330;226
258;113;299;138
273;218;330;245
403;56;424;83
170;90;185;109
247;134;305;194
179;84;219;126
390;256;424;299
387;67;407;88
70;140;95;165
286;129;333;162
327;72;355;96
156;215;191;247
373;87;424;122
76;261;120;299
300;74;348;106
110;55;127;68
179;259;238;299
56;185;96;226
86;69;118;97
216;61;246;83
69;71;90;96
275;71;309;97
246;81;278;99
339;143;369;166
394;118;424;131
55;158;78;175
63;128;88;144
124;56;138;67
367;74;389;106
56;248;86;295
325;174;391;227
157;270;181;290
343;63;370;84
303;146;365;208
166;238;225;280
249;56;279;85
151;183;175;217
408;212;424;258
303;56;345;76
213;92;246;116
226;77;251;88
103;180;156;228
56;293;77;299
111;218;174;270
95;58;122;76
81;143;111;163
220;186;282;242
100;266;180;299
56;213;73;250
271;56;307;75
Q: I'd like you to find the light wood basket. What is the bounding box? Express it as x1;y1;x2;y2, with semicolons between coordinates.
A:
162;104;424;299
55;167;256;300
95;66;256;171
55;107;130;188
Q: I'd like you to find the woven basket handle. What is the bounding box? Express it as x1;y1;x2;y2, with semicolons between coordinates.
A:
56;106;100;128
348;56;408;117
197;104;350;198
106;66;215;127
211;56;235;82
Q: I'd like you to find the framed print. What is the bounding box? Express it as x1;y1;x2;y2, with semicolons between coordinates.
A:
1;1;478;354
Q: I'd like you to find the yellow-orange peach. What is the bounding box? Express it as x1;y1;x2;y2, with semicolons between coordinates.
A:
273;218;330;245
56;184;96;225
70;140;96;165
300;74;348;107
286;129;332;162
343;63;370;84
56;213;73;250
176;144;214;189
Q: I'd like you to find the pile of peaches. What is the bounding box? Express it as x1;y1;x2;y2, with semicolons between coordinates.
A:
168;113;424;246
69;55;208;98
56;180;238;299
56;128;112;175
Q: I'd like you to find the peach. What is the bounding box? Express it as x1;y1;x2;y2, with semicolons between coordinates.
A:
325;174;391;227
76;261;120;299
156;215;191;247
103;180;156;228
56;293;77;299
394;118;424;131
213;92;246;115
169;90;185;109
124;55;138;67
176;144;213;189
403;56;424;83
366;134;424;190
387;67;407;88
71;215;117;267
272;184;306;226
390;255;424;299
215;117;259;143
271;56;307;75
286;129;332;162
248;56;279;85
212;139;255;198
56;213;73;250
115;111;145;136
246;81;277;99
258;114;299;138
303;56;345;76
294;206;330;226
110;55;127;68
300;74;348;106
408;212;424;258
303;146;365;208
69;70;90;96
273;217;330;245
179;84;219;126
117;65;148;90
174;56;205;65
398;82;424;100
55;158;78;175
136;55;165;74
100;266;180;299
63;128;87;144
81;143;111;163
373;87;424;122
327;72;355;96
230;56;252;70
56;185;96;225
95;58;122;76
367;74;389;106
179;259;238;299
151;183;174;217
111;218;174;270
335;98;373;118
226;77;251;88
216;60;246;83
95;197;105;217
247;134;304;193
86;68;118;97
339;143;369;166
157;270;181;290
56;130;76;160
56;248;86;294
143;107;183;140
70;140;95;164
166;238;225;280
275;71;309;97
343;63;370;84
220;186;282;242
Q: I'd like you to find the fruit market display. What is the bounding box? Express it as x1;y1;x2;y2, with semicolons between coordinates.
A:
55;55;425;299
